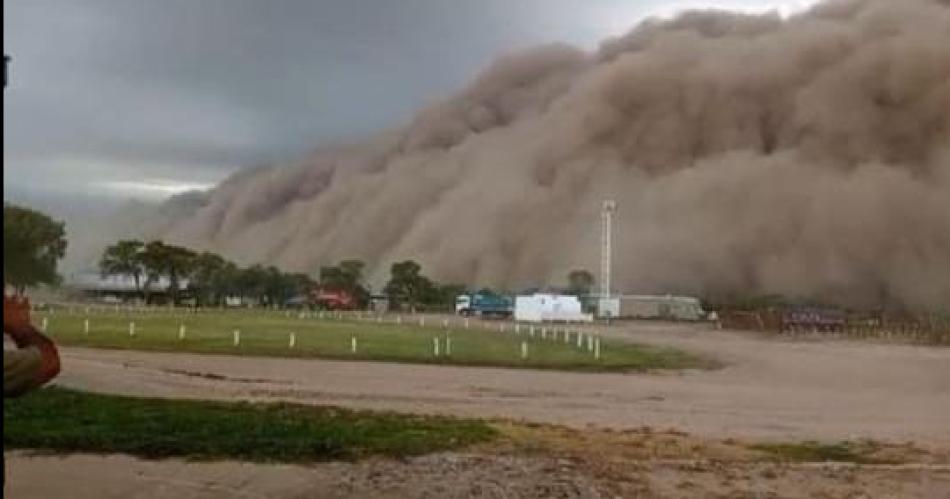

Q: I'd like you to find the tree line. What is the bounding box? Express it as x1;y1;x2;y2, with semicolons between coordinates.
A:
99;240;480;311
3;202;597;309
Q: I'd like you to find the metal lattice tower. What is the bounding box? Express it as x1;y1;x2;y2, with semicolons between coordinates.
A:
600;200;617;299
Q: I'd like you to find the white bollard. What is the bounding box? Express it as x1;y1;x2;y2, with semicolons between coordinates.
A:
577;332;584;348
396;316;402;325
587;334;594;352
351;336;358;353
521;341;528;360
541;327;546;340
565;331;572;344
529;326;535;337
233;329;241;347
594;337;601;360
515;323;521;335
433;337;440;357
41;317;48;333
83;318;90;335
420;317;426;327
289;332;296;348
445;336;452;356
464;318;469;329
179;324;186;340
129;321;136;337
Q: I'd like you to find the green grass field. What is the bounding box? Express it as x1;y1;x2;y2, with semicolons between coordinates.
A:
35;308;710;372
4;387;495;462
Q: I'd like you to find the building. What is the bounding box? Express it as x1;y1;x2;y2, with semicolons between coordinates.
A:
598;294;708;321
66;271;190;304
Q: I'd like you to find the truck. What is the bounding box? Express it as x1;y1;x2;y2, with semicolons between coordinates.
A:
455;292;513;318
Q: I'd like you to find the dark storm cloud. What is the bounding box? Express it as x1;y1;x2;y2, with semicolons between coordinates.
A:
4;0;623;199
4;0;804;202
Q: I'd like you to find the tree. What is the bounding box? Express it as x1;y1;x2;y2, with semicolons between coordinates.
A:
190;251;227;306
237;264;269;304
567;269;595;296
138;241;195;305
3;204;67;293
99;240;145;294
384;260;435;312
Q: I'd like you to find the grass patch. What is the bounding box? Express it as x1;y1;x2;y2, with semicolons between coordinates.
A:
4;387;496;463
748;440;898;464
36;309;712;372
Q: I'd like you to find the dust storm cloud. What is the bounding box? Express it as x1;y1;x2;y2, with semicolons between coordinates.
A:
143;0;950;310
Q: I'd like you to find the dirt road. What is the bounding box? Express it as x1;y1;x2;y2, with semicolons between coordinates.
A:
8;323;950;498
52;323;950;444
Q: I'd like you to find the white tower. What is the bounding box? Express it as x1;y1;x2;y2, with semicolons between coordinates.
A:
600;199;617;299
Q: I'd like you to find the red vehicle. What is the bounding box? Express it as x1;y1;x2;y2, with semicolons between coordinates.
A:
310;288;356;310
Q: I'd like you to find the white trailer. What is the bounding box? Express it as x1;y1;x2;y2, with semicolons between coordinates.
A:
515;294;593;323
613;295;706;321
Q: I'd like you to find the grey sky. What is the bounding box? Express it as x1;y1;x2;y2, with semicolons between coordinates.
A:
4;0;812;212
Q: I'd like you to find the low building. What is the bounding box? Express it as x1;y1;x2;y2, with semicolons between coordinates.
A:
598;294;707;321
514;293;593;323
65;271;189;304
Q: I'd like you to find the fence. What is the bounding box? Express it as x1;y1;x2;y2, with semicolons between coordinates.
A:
720;309;950;345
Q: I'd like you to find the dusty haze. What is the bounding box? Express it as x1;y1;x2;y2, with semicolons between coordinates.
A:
127;0;950;310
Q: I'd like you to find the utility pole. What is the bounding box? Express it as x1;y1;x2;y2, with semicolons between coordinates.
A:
600;199;616;300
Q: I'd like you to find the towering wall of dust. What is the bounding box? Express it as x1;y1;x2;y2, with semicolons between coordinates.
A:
149;0;950;310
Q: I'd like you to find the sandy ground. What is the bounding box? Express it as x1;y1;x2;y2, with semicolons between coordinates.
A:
7;449;950;498
7;322;950;498
50;323;950;444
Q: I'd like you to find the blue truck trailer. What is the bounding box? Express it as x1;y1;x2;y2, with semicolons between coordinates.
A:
455;292;513;318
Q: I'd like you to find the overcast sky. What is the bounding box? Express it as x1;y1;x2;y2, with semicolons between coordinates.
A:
4;0;814;216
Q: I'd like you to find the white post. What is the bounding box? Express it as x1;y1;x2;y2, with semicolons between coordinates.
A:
319;311;325;320
521;341;528;360
289;332;296;349
515;323;521;335
377;315;383;323
83;318;90;335
529;325;535;337
577;332;584;348
396;315;402;325
499;324;505;333
565;331;572;344
445;336;452;356
129;321;136;337
179;324;186;340
594;337;601;360
233;329;241;347
464;318;469;329
442;319;449;329
420;317;426;327
433;337;440;357
41;317;48;333
587;334;594;352
541;327;546;340
351;336;358;354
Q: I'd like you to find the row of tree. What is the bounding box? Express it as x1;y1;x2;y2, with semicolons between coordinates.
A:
99;240;315;307
99;240;469;310
2;200;597;309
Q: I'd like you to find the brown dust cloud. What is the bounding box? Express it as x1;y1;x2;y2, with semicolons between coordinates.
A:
133;0;950;310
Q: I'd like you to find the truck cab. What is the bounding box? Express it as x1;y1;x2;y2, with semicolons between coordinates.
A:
455;295;473;315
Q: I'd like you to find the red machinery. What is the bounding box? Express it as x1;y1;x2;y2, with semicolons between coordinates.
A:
310;288;356;310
